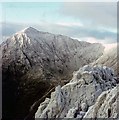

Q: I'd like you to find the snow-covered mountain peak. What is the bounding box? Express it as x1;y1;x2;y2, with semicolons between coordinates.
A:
21;26;39;33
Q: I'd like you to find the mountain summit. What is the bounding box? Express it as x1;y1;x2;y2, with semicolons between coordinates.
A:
2;27;104;75
21;27;44;34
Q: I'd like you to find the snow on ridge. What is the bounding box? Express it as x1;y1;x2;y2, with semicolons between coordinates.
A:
22;26;38;32
35;65;118;119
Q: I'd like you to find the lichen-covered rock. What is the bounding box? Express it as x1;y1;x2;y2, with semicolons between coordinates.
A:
35;65;118;119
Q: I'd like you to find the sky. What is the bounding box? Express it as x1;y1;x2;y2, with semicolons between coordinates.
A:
0;1;117;44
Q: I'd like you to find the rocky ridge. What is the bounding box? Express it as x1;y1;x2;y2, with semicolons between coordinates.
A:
35;65;119;119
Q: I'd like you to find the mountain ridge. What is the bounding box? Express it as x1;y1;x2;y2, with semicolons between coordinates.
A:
2;27;117;119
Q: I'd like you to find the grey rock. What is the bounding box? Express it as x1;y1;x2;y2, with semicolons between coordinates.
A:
35;65;118;118
81;103;88;112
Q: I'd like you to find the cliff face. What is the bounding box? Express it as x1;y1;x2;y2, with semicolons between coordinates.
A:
2;27;105;119
35;65;119;119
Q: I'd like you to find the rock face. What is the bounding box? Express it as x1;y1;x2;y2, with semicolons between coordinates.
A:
2;27;104;77
1;27;105;119
84;86;119;118
35;65;118;119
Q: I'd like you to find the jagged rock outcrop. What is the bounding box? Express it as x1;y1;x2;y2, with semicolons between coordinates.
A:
35;65;118;119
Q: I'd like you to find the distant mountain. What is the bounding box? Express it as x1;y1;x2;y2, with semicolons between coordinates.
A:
2;27;104;77
92;43;118;76
1;27;113;119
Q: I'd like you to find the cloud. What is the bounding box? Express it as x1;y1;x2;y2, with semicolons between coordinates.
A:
0;22;27;43
2;22;26;36
57;22;83;27
79;37;116;44
65;25;116;40
1;2;117;45
60;2;117;29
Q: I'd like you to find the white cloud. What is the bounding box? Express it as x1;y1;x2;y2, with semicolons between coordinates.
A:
81;37;101;43
61;2;117;29
57;22;83;27
78;37;116;44
1;2;117;45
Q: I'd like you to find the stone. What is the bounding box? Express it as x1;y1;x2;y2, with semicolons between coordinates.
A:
66;108;77;118
81;103;88;112
84;86;118;118
35;65;118;119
